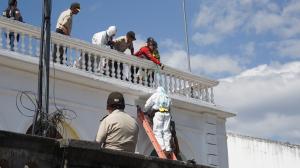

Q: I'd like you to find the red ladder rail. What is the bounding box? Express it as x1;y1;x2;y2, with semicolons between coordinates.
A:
137;106;177;160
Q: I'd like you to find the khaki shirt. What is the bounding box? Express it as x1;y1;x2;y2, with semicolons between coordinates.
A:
113;36;134;53
96;109;139;152
56;9;73;35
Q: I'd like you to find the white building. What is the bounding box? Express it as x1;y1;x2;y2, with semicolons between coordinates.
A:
0;17;234;167
227;132;300;168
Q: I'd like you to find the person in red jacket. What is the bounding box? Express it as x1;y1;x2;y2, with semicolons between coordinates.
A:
134;37;163;66
132;37;164;85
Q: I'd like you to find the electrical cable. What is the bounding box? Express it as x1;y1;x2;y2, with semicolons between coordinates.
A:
48;53;77;137
16;91;37;117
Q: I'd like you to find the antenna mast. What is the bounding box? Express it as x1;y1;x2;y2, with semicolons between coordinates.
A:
182;0;191;72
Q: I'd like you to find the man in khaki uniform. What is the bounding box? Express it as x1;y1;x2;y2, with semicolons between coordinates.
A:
96;92;139;152
113;31;136;55
111;31;136;80
52;2;80;64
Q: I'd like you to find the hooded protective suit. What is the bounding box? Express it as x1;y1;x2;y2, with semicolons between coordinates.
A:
144;87;172;152
92;26;116;48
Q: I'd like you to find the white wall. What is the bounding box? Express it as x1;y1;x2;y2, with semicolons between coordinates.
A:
227;133;300;168
0;52;232;168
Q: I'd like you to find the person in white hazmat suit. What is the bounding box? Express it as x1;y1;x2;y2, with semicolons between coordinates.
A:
92;26;117;73
92;25;117;48
144;86;172;154
77;26;117;71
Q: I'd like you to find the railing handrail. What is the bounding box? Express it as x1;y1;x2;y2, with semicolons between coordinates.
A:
0;16;218;87
0;16;218;104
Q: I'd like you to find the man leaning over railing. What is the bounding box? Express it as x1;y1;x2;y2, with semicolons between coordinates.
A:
111;31;136;80
134;37;164;86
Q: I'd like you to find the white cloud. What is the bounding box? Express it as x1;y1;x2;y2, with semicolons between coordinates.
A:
190;54;242;75
192;0;300;46
160;40;243;76
275;39;300;58
215;61;300;144
192;0;249;46
194;6;216;28
159;39;244;76
249;11;284;34
160;49;189;72
160;39;183;50
283;0;300;16
247;1;300;38
192;32;221;46
240;42;255;62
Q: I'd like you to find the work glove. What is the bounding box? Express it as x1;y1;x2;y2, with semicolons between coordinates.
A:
160;63;164;70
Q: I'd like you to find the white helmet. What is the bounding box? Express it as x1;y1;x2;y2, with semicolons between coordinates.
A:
107;26;117;37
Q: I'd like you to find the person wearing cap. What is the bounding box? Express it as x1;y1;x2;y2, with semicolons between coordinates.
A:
96;92;139;152
133;37;164;85
2;0;23;51
144;86;172;156
53;2;80;64
110;31;136;80
112;31;136;55
134;37;163;67
56;2;80;36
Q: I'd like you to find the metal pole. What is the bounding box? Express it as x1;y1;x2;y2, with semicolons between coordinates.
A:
32;0;52;136
32;0;46;136
42;0;52;137
182;0;191;72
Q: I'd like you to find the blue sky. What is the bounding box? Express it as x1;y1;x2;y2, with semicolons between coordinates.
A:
1;0;300;144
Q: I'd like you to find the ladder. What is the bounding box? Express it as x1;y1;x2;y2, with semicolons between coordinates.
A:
137;106;177;160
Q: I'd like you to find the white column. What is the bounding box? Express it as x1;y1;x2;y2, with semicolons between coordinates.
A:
21;33;25;54
174;76;178;94
117;61;121;79
88;52;92;72
169;75;173;93
82;50;86;70
62;45;67;65
93;55;98;74
28;36;33;56
111;59;116;78
67;47;72;66
35;39;40;57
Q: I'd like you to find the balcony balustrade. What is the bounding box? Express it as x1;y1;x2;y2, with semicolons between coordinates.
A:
0;17;218;104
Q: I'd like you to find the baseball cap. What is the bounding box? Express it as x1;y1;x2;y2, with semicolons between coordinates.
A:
106;92;125;109
70;2;80;12
127;31;136;40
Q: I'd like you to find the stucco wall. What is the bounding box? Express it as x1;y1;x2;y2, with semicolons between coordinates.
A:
0;52;230;168
227;133;300;168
